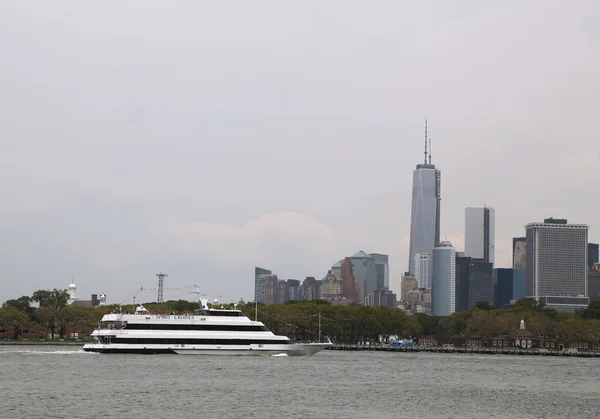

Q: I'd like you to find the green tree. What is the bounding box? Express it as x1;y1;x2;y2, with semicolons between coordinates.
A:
31;289;70;339
474;301;494;311
557;317;587;343
496;312;521;337
32;289;70;309
436;311;471;343
579;300;600;320
513;298;544;312
62;305;95;337
555;311;571;323
35;306;59;339
3;296;34;317
166;299;201;314
466;311;501;341
414;313;439;335
0;306;30;339
524;314;555;337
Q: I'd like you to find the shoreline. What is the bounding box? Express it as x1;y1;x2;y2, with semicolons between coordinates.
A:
328;345;600;357
0;340;88;346
2;341;598;357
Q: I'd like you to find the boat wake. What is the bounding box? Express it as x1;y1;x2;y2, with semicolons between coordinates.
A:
0;349;94;355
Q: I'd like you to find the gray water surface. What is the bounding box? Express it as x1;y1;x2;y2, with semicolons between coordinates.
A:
1;345;598;419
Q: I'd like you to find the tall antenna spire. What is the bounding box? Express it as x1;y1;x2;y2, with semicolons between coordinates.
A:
424;119;428;164
156;272;168;304
428;137;432;164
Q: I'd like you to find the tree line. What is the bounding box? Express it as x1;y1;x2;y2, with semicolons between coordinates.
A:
240;299;600;344
2;290;600;344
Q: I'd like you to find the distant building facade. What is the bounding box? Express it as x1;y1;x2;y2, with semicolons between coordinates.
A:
405;289;431;315
588;265;600;302
254;267;272;303
493;268;526;309
301;277;320;300
340;257;357;302
432;241;456;316
414;253;432;289
525;218;589;313
468;260;493;309
331;259;343;276
350;251;378;303
278;280;290;304
370;253;389;291
264;275;279;304
454;257;493;310
465;206;495;264
365;290;396;308
588;243;599;271
321;273;343;301
66;282;106;307
401;275;418;302
288;279;301;301
455;255;471;312
512;237;527;270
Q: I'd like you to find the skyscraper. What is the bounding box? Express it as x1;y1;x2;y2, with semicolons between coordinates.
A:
589;268;600;301
512;237;526;269
432;241;456;316
400;275;418;302
588;243;599;270
414;253;432;289
467;260;494;308
465;206;495;264
370;253;390;291
455;254;471;312
264;275;279;304
525;218;589;312
350;251;378;302
301;277;320;300
288;279;301;301
408;120;441;275
493;268;526;309
254;267;272;303
340;257;356;302
454;255;494;311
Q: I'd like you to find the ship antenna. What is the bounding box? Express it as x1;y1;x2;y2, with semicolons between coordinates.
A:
254;300;258;322
156;272;168;304
429;137;432;164
424;118;428;164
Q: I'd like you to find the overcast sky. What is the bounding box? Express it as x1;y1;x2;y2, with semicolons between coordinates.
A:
1;1;598;305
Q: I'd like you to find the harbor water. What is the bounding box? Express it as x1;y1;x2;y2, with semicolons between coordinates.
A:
1;345;599;419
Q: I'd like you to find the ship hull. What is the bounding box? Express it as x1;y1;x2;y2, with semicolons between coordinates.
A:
82;342;331;356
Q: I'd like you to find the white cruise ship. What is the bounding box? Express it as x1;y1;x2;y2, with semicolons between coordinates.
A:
83;297;331;356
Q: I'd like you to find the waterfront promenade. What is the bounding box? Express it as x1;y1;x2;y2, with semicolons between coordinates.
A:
327;343;600;357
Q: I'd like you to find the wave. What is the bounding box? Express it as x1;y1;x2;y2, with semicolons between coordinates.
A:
0;349;96;355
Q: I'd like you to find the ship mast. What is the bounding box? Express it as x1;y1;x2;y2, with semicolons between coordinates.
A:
318;311;321;343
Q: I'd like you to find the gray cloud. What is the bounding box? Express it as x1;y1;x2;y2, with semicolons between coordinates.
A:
1;1;598;303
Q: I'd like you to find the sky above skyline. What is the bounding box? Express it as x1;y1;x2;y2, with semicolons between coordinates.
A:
1;1;599;304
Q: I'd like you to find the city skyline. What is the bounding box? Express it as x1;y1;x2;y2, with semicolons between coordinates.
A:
1;2;599;304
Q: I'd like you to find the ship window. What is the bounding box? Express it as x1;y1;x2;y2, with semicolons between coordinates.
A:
123;324;268;331
111;337;288;345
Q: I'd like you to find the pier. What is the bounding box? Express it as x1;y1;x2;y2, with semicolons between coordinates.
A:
326;344;600;357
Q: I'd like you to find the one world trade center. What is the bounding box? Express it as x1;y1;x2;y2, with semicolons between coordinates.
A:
407;120;441;287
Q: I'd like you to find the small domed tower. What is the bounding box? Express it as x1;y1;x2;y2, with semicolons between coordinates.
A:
67;281;79;305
